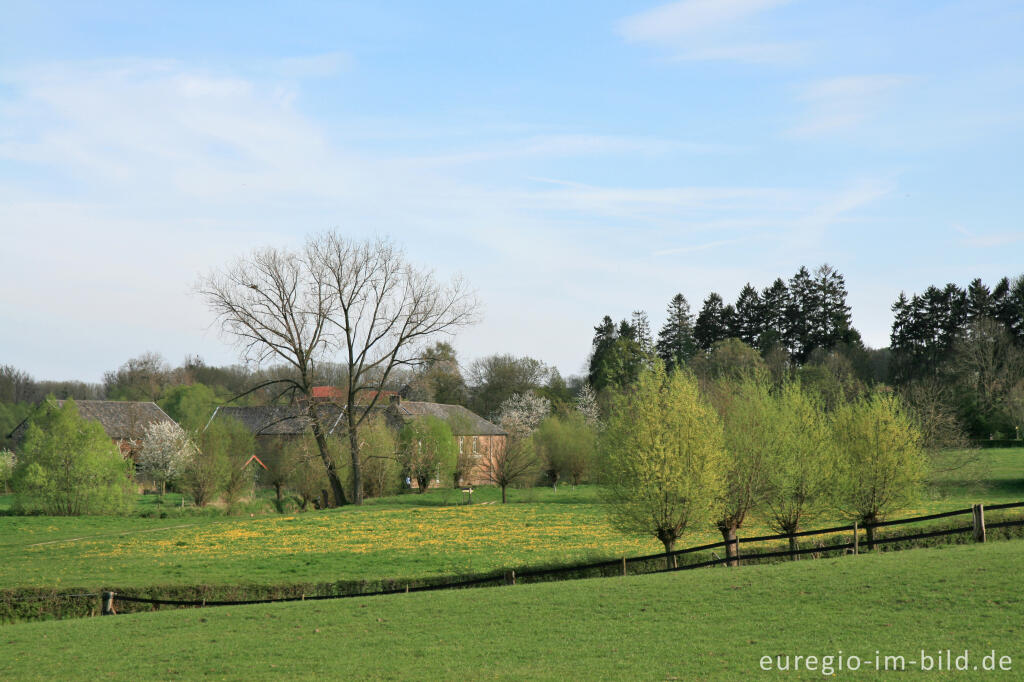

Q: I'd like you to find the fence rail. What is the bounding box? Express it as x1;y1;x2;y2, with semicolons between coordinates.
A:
80;500;1024;616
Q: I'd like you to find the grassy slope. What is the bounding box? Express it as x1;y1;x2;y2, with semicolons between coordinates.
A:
2;541;1022;680
1;449;1020;592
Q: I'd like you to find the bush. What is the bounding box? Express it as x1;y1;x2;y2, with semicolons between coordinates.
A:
11;399;133;515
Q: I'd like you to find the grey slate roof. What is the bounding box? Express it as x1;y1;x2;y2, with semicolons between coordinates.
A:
8;400;176;442
210;405;345;436
389;401;506;436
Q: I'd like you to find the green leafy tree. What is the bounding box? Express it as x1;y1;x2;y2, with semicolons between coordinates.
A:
183;419;250;507
831;392;928;547
398;416;458;493
467;354;550;419
534;412;596;489
281;436;333;510
689;338;767;391
12;399;134;515
158;383;219;431
599;365;725;568
762;382;836;556
407;342;468;406
357;416;400;499
707;377;774;565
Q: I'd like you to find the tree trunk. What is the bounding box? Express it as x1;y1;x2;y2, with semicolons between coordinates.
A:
417;476;429;493
865;516;877;551
348;420;363;505
720;524;739;567
161;480;166;496
787;534;798;560
311;417;347;507
661;538;676;570
501;485;507;504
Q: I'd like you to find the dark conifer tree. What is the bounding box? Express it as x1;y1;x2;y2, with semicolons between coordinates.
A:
731;283;762;348
655;293;696;372
694;293;730;351
759;278;789;352
631;310;654;355
785;266;816;363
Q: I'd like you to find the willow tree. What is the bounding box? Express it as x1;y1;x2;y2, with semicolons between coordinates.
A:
762;381;836;557
600;365;724;569
200;234;477;506
709;377;774;566
832;392;928;548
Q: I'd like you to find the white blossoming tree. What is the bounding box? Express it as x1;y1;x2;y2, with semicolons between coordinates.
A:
138;421;196;495
0;449;15;494
485;392;551;503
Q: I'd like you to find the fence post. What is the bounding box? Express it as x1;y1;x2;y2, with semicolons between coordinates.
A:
621;557;627;577
101;592;116;616
972;504;986;543
853;522;859;555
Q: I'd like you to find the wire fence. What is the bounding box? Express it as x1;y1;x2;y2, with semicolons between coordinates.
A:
84;500;1024;615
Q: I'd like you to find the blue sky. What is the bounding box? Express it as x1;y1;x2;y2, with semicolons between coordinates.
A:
1;0;1022;382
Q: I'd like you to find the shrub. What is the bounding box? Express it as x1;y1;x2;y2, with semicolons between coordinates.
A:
11;399;133;515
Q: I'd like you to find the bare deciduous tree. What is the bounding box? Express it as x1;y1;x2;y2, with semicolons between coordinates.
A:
200;234;478;506
308;234;478;505
199;246;346;505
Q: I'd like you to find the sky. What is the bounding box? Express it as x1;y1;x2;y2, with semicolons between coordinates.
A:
1;0;1022;383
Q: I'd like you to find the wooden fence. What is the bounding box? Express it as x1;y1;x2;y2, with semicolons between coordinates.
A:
91;500;1024;616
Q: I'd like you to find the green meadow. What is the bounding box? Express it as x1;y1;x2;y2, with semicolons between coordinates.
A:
2;540;1022;680
0;449;1021;596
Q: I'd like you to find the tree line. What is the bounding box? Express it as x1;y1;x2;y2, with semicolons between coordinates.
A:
890;275;1024;438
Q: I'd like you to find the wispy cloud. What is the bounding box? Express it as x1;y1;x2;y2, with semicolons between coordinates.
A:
402;134;717;166
790;75;912;136
954;224;1024;248
618;0;800;64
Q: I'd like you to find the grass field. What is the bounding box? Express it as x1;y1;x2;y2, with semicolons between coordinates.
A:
0;449;1021;594
2;540;1021;680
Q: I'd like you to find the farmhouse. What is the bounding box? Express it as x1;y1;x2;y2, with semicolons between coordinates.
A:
209;396;506;486
7;399;178;458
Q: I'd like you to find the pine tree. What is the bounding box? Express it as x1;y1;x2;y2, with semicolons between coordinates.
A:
759;278;789;352
656;293;696;372
694;293;730;351
785;266;816;363
966;278;993;324
731;283;762;348
809;264;854;352
631;311;654;354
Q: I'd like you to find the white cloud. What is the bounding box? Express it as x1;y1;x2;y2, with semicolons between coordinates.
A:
790;75;912;136
0;58;896;382
619;0;798;64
